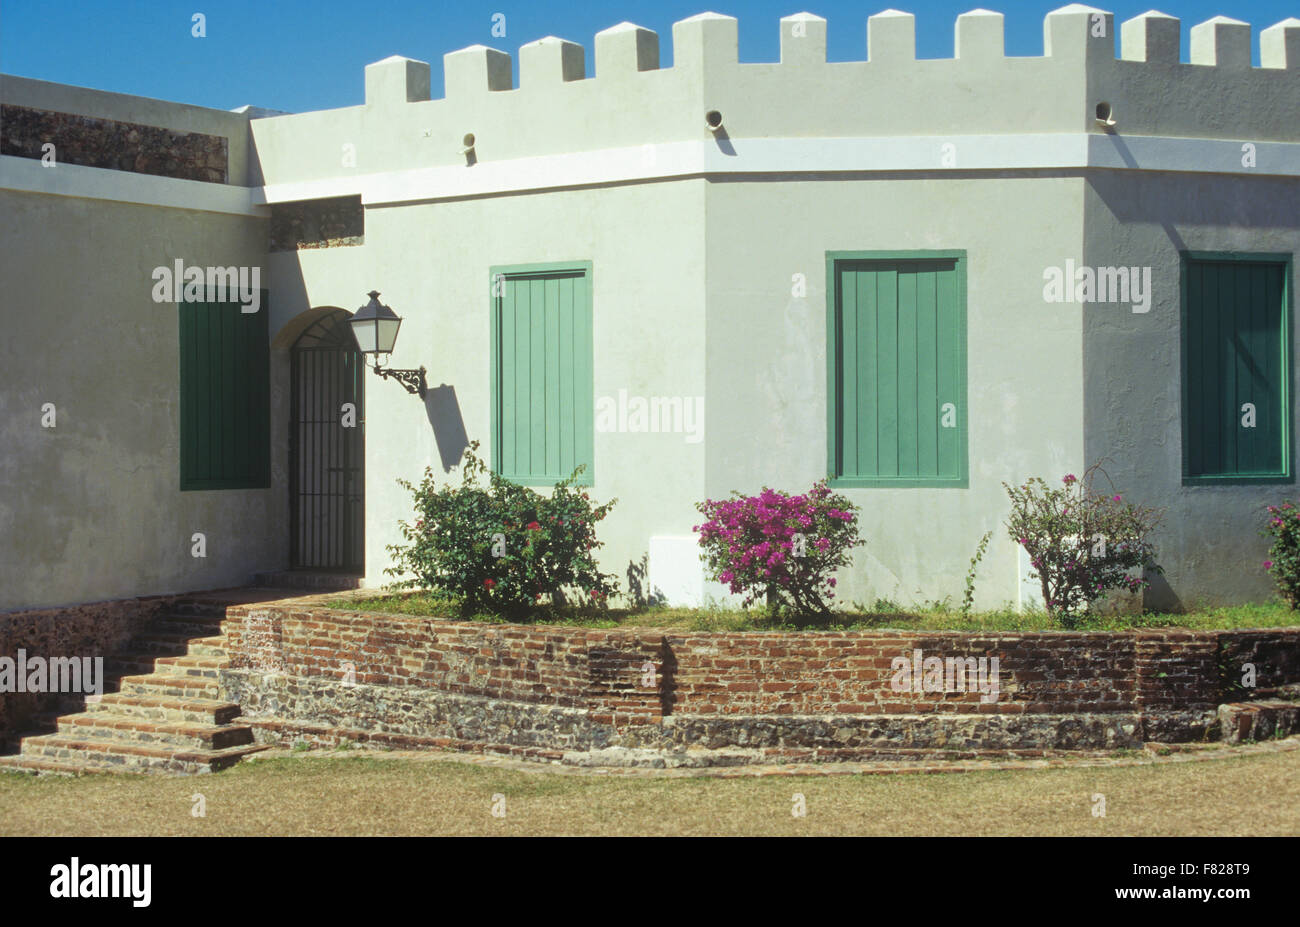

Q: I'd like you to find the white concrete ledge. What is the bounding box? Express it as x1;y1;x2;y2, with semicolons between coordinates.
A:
0;155;266;216
252;133;1300;208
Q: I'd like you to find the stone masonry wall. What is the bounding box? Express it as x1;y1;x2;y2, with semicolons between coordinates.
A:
0;104;228;183
269;196;364;251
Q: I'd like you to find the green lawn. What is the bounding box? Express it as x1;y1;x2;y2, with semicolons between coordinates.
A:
326;591;1300;633
3;748;1298;836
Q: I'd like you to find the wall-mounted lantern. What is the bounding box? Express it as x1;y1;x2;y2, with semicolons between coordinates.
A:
348;290;427;398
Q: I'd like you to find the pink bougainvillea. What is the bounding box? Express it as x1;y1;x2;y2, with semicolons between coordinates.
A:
693;482;863;618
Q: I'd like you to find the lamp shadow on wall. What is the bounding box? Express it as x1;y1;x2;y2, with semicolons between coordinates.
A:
423;383;470;472
712;127;737;158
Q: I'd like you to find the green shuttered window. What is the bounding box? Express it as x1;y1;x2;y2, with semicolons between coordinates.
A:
827;251;968;487
490;263;594;485
179;296;271;490
1182;253;1293;484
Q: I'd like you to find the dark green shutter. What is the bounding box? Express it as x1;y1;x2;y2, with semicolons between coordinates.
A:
1183;257;1290;481
830;254;967;486
493;266;593;483
179;293;270;490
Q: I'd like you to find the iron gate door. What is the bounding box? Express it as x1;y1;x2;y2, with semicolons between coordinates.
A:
290;311;364;571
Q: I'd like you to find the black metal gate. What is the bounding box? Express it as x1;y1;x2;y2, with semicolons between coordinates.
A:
290;310;364;571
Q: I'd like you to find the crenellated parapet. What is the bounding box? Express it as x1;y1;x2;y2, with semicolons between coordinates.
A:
247;6;1300;194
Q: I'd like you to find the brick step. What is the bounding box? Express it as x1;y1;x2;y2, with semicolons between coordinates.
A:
1250;682;1300;701
84;692;242;725
149;614;229;636
119;673;221;700
152;654;229;679
253;571;362;591
1219;699;1300;744
15;733;269;774
128;630;210;654
167;599;233;618
58;714;253;750
185;636;229;658
105;651;170;675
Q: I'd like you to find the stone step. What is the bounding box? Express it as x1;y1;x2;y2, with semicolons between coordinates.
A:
119;673;221;700
152;654;229;679
0;755;135;777
84;692;242;725
15;733;269;774
240;717;565;761
57;714;252;750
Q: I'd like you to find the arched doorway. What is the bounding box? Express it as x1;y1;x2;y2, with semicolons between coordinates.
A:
290;309;364;572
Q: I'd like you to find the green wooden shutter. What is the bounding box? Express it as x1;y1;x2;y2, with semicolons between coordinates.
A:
1183;256;1290;482
829;253;967;487
492;264;593;484
179;293;270;490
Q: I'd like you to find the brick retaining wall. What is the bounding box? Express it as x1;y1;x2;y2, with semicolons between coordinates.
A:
218;604;1300;760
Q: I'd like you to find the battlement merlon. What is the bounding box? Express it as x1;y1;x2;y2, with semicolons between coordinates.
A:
249;6;1300;190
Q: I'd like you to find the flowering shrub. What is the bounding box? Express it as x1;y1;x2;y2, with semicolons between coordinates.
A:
1003;464;1162;627
385;441;619;619
1264;501;1300;609
694;482;863;618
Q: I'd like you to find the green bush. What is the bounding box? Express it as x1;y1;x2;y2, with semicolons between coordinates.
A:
1264;502;1300;609
1003;463;1162;627
385;441;619;620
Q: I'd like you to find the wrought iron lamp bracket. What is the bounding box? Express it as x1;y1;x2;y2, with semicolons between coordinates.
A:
372;363;427;398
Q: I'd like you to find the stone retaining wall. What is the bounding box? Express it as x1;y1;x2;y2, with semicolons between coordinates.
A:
217;604;1300;760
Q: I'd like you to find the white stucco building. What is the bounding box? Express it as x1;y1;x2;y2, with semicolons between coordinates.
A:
2;6;1298;614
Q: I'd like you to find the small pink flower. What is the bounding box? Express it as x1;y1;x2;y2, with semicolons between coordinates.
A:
1264;561;1274;570
1113;495;1122;502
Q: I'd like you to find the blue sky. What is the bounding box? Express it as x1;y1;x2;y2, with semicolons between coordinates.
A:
1;1;1296;113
